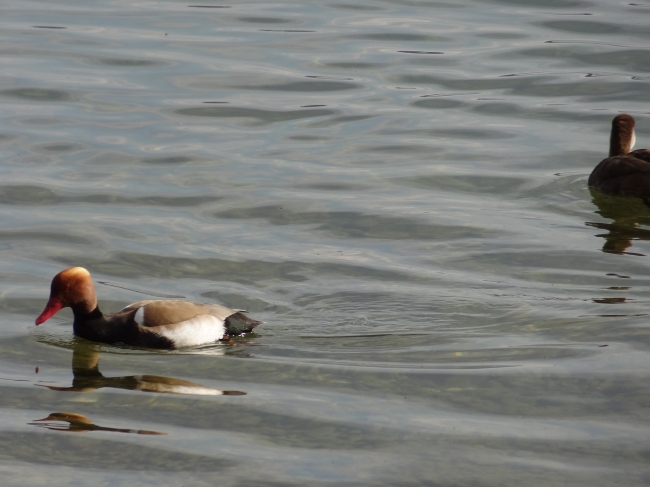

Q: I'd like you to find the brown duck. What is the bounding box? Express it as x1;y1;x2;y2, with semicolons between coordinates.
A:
588;114;650;197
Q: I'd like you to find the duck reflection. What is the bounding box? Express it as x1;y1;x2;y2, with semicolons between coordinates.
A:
30;412;166;435
587;189;650;256
42;342;246;396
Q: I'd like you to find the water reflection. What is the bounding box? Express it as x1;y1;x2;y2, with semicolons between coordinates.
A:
42;343;246;396
29;412;166;435
586;189;650;256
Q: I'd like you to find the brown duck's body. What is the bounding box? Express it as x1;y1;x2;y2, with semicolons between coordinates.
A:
35;267;261;349
588;114;650;197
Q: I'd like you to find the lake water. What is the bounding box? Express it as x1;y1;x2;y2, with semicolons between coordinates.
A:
1;0;650;485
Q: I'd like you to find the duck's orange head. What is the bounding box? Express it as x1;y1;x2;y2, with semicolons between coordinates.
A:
35;267;97;325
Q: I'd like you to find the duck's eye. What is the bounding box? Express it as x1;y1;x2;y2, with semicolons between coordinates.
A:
64;285;71;291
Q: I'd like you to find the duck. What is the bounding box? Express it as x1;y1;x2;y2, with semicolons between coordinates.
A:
34;267;261;349
588;114;650;197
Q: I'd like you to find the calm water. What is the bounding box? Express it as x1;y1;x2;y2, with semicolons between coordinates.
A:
1;0;650;485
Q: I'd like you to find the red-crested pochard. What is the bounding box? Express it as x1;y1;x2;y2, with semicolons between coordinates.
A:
35;267;261;349
588;114;650;196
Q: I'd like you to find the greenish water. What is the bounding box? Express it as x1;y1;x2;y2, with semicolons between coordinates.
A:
1;0;650;485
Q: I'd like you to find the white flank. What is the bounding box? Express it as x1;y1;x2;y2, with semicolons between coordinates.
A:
134;306;145;325
154;314;226;348
631;130;636;151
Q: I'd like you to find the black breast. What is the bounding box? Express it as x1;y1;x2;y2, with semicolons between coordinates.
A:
72;307;175;349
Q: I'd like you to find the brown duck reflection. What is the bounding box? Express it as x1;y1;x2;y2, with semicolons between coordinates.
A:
42;342;246;396
587;189;650;256
30;412;166;435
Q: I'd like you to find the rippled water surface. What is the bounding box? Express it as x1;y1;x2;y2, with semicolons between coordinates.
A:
1;0;650;485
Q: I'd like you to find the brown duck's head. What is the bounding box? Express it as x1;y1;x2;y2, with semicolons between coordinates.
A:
610;114;636;157
35;267;97;325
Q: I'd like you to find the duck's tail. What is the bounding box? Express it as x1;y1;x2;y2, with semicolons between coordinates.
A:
224;312;262;337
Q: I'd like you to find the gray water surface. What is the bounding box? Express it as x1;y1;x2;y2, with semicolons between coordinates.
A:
1;0;650;485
